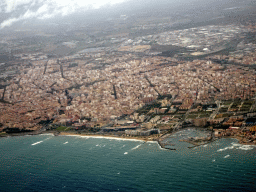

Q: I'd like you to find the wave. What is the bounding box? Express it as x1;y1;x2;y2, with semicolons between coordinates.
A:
217;142;255;152
31;136;52;146
31;141;44;146
238;145;254;150
64;142;68;144
224;155;230;158
131;144;142;150
124;152;128;155
153;142;170;150
231;142;255;150
217;146;234;152
224;7;240;10
146;141;168;150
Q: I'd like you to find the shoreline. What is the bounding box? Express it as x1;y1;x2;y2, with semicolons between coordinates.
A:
0;130;160;143
58;132;153;142
219;135;256;146
1;130;256;149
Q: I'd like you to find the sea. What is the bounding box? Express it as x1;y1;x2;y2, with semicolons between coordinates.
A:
0;133;256;192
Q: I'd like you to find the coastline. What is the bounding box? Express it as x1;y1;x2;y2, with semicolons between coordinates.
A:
223;135;256;146
2;130;256;150
58;132;153;142
55;132;169;150
0;130;160;144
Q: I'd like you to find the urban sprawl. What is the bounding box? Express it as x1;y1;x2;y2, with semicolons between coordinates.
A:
1;23;256;146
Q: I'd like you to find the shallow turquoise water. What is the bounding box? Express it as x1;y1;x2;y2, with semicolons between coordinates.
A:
0;134;255;191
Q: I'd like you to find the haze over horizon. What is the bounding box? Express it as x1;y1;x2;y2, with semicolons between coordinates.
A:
0;0;255;31
0;0;129;29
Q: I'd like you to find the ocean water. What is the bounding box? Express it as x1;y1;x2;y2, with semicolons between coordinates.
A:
0;134;256;192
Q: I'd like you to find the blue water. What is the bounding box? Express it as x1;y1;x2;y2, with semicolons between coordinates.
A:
0;134;256;192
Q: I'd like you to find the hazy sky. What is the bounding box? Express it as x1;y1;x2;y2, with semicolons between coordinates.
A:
0;0;253;30
0;0;128;29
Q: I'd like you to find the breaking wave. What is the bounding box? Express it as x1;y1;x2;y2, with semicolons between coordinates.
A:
217;142;255;152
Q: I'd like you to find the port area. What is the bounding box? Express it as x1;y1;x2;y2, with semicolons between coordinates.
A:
158;127;214;150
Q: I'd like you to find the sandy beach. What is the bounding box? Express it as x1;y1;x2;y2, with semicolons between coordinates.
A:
58;132;153;142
